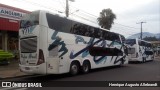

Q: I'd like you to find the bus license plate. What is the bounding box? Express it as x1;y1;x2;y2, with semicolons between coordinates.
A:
25;67;30;70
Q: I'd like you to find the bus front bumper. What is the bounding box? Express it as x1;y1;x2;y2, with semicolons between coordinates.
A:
129;57;141;62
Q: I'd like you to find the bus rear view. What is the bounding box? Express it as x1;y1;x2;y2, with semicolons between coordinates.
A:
19;11;46;74
126;38;154;63
19;10;129;75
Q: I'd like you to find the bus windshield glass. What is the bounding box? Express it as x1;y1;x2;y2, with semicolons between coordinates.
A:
125;39;136;46
20;11;39;28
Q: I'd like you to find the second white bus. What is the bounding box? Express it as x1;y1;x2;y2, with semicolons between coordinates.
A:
125;38;154;63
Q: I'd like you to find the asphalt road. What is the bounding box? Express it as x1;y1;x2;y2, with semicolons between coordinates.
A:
1;59;160;90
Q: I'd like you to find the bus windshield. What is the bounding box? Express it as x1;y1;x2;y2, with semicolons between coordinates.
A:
20;11;39;28
125;39;136;46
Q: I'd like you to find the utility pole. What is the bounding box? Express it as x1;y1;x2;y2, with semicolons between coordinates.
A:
137;22;146;40
65;0;75;17
66;0;69;17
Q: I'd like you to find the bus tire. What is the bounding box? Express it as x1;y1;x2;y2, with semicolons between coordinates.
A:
70;62;80;75
120;59;124;66
142;57;146;63
151;56;154;61
81;61;90;73
144;58;146;62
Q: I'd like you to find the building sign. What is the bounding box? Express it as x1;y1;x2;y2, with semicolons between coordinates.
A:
0;7;24;19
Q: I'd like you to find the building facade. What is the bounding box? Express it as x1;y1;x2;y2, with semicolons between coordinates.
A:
0;4;30;54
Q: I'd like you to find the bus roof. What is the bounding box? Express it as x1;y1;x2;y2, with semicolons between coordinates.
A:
30;10;124;37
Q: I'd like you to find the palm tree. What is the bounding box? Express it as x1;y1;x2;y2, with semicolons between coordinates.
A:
97;8;116;30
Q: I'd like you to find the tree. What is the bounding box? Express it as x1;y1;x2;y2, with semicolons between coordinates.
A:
97;8;116;30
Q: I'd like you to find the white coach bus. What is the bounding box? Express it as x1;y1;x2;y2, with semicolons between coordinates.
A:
19;10;129;75
125;38;154;63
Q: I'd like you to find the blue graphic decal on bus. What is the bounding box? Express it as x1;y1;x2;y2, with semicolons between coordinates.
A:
82;37;95;58
92;40;108;64
70;36;108;64
70;37;101;59
75;36;87;44
22;26;36;35
48;31;68;57
93;56;107;64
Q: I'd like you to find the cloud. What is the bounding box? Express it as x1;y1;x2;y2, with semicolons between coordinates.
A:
114;0;160;36
118;0;159;21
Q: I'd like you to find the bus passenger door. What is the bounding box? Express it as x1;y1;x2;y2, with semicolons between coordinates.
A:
46;45;60;74
46;57;59;74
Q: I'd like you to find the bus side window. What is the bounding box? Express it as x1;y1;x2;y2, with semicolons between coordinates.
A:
94;28;100;38
47;13;73;34
113;34;120;43
84;26;91;37
71;22;87;36
103;31;110;41
121;35;125;43
81;24;88;36
108;32;113;41
88;26;94;37
71;23;80;35
78;24;83;35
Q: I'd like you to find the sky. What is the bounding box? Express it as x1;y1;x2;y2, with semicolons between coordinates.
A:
0;0;160;37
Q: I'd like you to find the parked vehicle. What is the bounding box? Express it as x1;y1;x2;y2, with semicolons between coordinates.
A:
125;38;154;63
19;10;129;75
0;50;14;65
156;46;160;55
157;46;160;51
